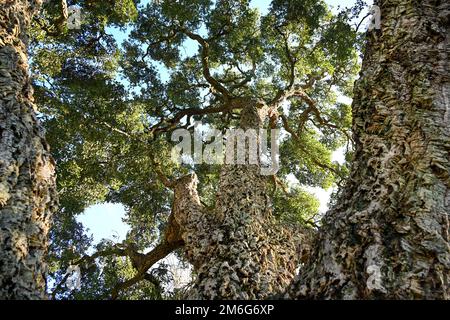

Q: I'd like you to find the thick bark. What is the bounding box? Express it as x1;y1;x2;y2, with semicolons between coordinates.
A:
288;0;450;299
0;0;57;299
173;99;313;299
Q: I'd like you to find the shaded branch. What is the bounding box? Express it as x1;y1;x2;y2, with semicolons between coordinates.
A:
51;245;127;299
110;238;183;299
150;103;231;134
177;28;231;101
149;96;251;135
283;87;354;144
280;114;342;178
34;0;68;36
271;26;297;105
230;60;257;91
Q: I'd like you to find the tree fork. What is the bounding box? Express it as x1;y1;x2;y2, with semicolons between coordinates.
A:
172;99;314;299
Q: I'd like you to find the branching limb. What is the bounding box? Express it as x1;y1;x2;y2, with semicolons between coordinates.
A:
34;0;68;35
278;86;353;144
280;114;343;178
230;60;257;91
270;25;297;105
51;216;184;299
150;103;233;134
110;238;183;299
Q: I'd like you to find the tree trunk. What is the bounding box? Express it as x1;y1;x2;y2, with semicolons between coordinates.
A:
173;99;313;299
288;0;450;299
0;0;57;299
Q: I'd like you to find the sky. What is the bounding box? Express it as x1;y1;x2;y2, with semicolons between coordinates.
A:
78;0;368;248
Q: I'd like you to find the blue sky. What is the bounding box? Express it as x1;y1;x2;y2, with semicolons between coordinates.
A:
78;0;367;246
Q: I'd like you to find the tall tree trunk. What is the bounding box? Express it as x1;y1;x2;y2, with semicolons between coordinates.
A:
173;99;313;299
288;0;450;299
0;0;57;299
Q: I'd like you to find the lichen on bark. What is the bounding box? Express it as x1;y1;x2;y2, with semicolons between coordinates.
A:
288;0;450;299
0;0;57;299
172;99;313;299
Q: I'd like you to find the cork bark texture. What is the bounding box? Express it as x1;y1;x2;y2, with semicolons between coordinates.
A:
288;0;450;299
173;100;313;299
0;0;57;299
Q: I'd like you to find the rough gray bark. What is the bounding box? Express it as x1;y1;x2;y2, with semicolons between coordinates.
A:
173;99;313;299
0;0;57;299
288;0;450;299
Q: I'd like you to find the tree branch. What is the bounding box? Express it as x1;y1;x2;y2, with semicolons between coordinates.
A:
177;28;231;102
271;26;297;105
109;172;203;299
34;0;68;36
285;88;354;143
51;217;184;300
